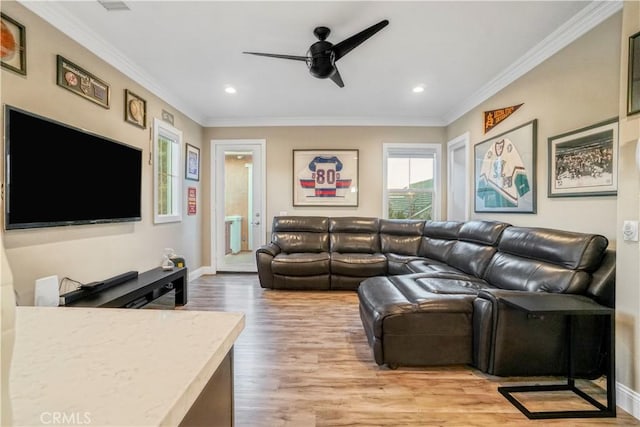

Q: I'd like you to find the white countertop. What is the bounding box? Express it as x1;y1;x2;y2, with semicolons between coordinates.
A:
9;306;245;427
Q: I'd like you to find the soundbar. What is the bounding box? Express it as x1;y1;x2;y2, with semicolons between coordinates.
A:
60;271;139;305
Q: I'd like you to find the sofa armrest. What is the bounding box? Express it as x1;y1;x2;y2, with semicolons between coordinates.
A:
256;243;281;257
255;243;281;289
474;289;606;377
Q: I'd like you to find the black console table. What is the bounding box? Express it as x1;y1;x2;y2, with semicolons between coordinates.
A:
64;267;188;309
497;293;615;419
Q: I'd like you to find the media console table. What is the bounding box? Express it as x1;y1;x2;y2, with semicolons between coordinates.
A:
63;266;187;309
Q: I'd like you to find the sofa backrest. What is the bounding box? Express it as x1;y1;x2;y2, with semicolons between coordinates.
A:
329;217;380;253
446;220;511;277
419;220;463;263
483;226;609;294
379;219;424;256
272;216;329;253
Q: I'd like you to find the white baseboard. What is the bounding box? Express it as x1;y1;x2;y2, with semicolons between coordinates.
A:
618;381;640;420
187;266;215;282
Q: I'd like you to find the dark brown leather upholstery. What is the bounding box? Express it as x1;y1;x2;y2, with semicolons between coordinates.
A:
328;217;386;290
256;216;614;377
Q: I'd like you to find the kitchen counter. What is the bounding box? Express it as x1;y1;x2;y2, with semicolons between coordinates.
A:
9;306;245;426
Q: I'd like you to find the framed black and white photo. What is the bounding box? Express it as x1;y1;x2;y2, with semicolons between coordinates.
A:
293;149;359;207
185;143;200;181
548;118;618;197
474;119;537;213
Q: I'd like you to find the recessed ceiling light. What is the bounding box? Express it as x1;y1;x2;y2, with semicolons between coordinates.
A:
225;86;237;94
412;85;425;93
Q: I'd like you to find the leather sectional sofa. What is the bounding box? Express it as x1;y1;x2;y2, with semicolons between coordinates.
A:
256;216;615;377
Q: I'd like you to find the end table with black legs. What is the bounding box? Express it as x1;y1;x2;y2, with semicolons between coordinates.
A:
497;293;615;420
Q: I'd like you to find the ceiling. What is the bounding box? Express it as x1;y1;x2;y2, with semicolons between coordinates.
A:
21;1;621;127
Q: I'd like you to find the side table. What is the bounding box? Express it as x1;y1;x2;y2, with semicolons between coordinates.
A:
497;293;615;419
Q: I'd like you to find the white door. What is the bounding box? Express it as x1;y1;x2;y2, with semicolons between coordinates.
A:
212;140;266;272
447;133;470;221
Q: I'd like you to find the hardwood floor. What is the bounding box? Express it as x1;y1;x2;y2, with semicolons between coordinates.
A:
183;273;639;427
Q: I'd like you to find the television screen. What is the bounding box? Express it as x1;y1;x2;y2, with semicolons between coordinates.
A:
4;105;142;229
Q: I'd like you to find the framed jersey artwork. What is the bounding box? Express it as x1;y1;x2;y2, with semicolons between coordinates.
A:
474;119;537;213
293;149;359;207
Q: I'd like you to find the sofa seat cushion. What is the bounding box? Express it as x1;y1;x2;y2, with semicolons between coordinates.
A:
358;275;476;366
272;252;330;276
331;253;387;277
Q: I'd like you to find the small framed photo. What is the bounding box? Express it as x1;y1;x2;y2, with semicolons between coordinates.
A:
125;89;146;128
57;55;110;108
0;13;27;75
161;109;174;125
548;118;618;197
474;119;537;213
293;149;359;207
185;143;200;181
1;13;26;75
628;31;640;116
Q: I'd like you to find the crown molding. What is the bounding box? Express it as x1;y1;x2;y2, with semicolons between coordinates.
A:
17;1;207;125
204;115;447;127
442;0;623;125
19;0;623;129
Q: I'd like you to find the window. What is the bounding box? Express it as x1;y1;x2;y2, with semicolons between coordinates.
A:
153;118;182;223
382;143;441;220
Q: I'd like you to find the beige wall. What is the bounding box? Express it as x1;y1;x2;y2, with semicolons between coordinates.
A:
616;0;640;401
0;2;203;304
447;13;622;241
203;126;445;245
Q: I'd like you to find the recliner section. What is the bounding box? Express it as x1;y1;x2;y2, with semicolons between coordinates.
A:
256;215;614;377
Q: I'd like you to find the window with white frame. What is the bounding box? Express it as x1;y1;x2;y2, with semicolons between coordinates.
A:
153;118;182;224
382;143;441;220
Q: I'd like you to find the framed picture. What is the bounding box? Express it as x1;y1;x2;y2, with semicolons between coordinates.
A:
474;119;537;213
293;149;359;207
187;187;197;215
1;13;26;75
548;118;618;197
125;89;146;128
161;109;174;125
185;143;200;181
628;31;640;116
56;55;110;108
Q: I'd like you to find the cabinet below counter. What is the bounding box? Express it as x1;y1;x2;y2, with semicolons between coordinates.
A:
9;306;245;427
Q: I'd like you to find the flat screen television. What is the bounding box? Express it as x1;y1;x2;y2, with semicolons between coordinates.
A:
4;105;142;230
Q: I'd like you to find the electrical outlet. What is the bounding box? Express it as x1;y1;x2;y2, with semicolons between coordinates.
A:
623;220;638;241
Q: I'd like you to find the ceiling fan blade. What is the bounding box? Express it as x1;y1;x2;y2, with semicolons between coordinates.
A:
332;19;389;61
243;52;308;62
330;67;344;88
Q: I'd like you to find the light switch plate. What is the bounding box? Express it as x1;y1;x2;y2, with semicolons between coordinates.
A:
623;220;638;241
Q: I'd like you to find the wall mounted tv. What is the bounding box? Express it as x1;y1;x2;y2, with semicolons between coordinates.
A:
4;105;142;230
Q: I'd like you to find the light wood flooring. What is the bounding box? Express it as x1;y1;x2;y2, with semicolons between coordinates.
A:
182;273;640;427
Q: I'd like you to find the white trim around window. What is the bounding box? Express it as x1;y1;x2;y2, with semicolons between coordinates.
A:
382;143;442;220
153;118;183;224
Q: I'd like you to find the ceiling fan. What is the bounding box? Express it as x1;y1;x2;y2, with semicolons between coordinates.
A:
243;19;389;88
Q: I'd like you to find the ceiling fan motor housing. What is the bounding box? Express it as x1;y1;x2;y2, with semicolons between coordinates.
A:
307;41;336;79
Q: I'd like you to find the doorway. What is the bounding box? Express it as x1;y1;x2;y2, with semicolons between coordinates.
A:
447;132;470;221
212;140;266;272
